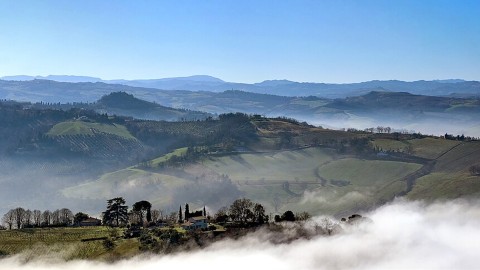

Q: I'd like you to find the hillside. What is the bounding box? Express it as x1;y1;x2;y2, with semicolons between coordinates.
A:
93;92;212;121
3;76;480;98
61;117;480;216
2;80;479;136
1;100;479;217
63;134;480;217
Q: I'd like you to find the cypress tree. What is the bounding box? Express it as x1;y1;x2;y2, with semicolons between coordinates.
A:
178;206;183;222
185;203;190;220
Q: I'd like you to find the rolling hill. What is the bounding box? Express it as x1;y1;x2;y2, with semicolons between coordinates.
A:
1;96;479;217
1;79;479;136
3;75;480;98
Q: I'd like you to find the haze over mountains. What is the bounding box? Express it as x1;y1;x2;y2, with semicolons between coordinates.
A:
2;75;479;98
1;77;479;137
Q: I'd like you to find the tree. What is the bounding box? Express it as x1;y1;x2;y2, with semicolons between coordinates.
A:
151;209;160;223
214;207;229;223
24;210;32;227
33;210;41;227
281;210;295;222
318;217;335;235
274;215;281;223
42;210;52;226
103;197;129;227
51;209;60;225
13;207;26;229
229;198;254;224
59;208;73;225
74;212;89;225
132;200;152;226
178;206;183;223
167;211;177;225
1;210;15;230
295;211;311;221
184;203;190;220
252;203;267;224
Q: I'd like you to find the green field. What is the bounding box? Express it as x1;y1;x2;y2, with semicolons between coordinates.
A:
408;141;480;200
60;137;480;217
202;147;334;182
0;226;138;260
150;147;188;167
47;121;136;139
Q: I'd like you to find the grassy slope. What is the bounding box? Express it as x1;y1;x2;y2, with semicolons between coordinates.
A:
202;147;333;182
47;121;136;140
59;117;479;217
62;148;191;207
408;141;480;200
372;137;460;159
0;227;138;260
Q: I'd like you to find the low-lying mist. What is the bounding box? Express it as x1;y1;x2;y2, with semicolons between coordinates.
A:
1;199;479;269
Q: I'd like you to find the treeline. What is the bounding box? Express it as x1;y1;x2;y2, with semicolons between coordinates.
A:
1;207;75;229
443;133;478;141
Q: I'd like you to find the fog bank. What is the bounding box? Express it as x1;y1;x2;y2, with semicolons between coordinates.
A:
1;199;480;269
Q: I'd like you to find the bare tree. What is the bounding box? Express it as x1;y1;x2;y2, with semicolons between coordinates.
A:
33;210;42;227
59;208;73;225
151;209;160;223
42;210;52;226
2;210;15;230
13;207;26;229
24;210;32;227
51;209;60;225
167;211;177;225
295;211;312;221
317;217;335;235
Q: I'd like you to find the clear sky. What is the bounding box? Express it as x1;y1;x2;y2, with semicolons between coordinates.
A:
0;0;479;83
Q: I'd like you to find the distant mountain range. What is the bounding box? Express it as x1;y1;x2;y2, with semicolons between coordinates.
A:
1;75;479;98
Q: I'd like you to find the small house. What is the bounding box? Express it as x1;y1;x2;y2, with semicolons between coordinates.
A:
182;216;208;230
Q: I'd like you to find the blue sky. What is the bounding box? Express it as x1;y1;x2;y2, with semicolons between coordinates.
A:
0;0;479;83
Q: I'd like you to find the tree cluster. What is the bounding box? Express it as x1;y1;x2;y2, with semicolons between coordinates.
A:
212;198;268;226
1;207;73;229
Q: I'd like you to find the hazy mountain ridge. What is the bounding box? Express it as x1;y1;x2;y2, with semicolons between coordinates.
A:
1;79;479;136
2;75;479;98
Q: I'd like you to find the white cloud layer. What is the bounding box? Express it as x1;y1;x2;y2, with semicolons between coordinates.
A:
1;199;480;270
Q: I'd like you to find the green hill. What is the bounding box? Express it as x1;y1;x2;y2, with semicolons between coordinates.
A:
47;121;136;139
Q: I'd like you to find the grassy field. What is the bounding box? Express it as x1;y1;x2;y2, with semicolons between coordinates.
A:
408;141;480;200
150;147;188;167
0;226;139;260
202;147;335;182
62;167;189;202
47;121;136;139
60;137;480;217
198;147;423;215
317;158;422;186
